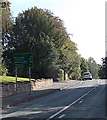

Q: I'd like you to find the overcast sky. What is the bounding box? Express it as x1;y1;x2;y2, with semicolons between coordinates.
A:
10;0;105;64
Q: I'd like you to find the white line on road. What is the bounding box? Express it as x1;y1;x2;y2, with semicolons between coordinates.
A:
97;79;100;84
46;84;97;120
58;114;65;118
75;81;84;86
79;100;83;104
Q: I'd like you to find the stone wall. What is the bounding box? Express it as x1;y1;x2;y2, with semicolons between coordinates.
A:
31;79;53;90
1;79;53;98
2;82;16;97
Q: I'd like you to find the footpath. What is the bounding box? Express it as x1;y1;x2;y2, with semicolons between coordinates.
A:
2;80;80;109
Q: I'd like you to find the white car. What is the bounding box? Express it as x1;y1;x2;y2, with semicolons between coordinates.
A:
83;72;92;80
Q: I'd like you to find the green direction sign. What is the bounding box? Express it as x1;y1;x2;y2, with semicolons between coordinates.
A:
14;53;33;68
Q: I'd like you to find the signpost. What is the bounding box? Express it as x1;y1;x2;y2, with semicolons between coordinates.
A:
14;53;33;94
14;53;33;68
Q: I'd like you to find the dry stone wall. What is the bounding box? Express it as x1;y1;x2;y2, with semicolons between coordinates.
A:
1;79;53;98
2;82;16;97
31;79;53;90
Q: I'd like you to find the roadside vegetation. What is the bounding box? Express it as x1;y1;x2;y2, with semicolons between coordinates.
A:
1;0;107;82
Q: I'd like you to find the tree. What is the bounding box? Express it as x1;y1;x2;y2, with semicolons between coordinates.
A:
0;46;3;75
0;0;12;75
87;57;100;79
2;0;12;44
4;7;79;80
99;57;107;79
80;57;89;79
102;57;107;78
59;40;80;79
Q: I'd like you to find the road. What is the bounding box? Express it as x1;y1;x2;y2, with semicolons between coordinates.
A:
1;79;107;120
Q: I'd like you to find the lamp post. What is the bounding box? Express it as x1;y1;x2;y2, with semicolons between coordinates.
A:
105;2;107;57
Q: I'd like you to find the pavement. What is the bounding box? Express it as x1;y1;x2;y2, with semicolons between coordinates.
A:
2;80;80;109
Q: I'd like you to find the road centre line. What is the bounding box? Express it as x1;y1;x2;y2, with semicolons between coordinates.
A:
46;84;97;120
58;114;65;118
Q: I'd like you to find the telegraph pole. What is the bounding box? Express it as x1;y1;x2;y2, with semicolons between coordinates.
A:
105;2;107;57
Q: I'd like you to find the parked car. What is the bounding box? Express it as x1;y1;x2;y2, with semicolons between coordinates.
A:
83;72;92;80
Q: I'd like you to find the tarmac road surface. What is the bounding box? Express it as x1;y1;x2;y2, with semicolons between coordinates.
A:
1;79;107;120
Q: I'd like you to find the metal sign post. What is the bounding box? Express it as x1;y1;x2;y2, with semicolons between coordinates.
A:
14;53;33;94
29;67;31;94
15;68;18;93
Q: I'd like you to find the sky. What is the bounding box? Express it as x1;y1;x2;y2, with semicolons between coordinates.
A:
9;0;106;64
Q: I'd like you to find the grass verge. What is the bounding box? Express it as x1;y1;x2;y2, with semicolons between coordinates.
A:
0;76;34;83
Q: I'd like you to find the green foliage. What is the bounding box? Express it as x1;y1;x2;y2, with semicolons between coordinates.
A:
4;7;80;80
1;64;8;76
68;55;81;80
87;57;100;79
1;0;12;47
0;46;3;75
1;0;12;32
31;36;59;79
80;57;89;79
0;0;12;75
99;57;107;79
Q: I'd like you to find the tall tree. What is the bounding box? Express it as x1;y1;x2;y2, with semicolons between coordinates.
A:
99;57;107;79
80;57;89;79
2;0;12;31
103;57;107;78
0;1;2;75
59;40;79;78
4;7;79;80
2;0;12;45
68;55;81;80
87;57;100;79
0;0;12;75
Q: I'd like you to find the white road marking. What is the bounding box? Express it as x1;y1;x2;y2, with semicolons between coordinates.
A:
97;79;100;84
46;84;97;120
79;100;83;103
58;114;65;118
77;81;84;86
